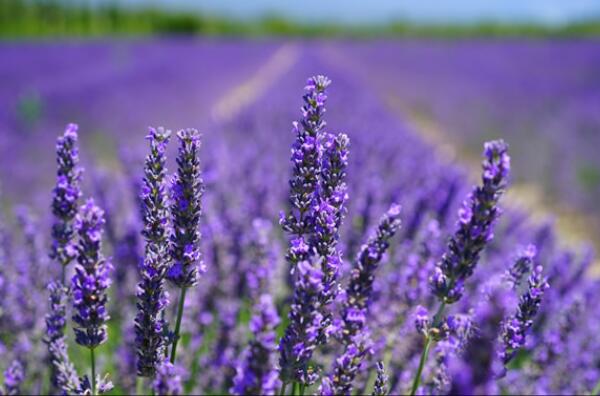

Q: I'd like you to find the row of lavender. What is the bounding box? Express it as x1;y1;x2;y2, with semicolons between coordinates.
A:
336;40;600;217
0;59;598;395
0;40;279;206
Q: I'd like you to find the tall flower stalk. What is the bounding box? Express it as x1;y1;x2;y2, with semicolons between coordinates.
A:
231;294;281;395
315;132;349;341
50;123;82;285
410;140;510;395
279;75;331;389
322;205;402;395
71;199;112;395
167;129;204;365
45;281;87;394
497;265;549;377
135;127;172;378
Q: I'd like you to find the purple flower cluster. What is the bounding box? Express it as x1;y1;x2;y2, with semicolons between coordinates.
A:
1;56;597;396
153;360;183;396
498;265;549;374
372;361;388;396
1;360;24;396
135;127;172;377
44;282;84;394
319;334;370;396
341;204;402;340
430;140;510;304
71;199;112;349
231;294;281;395
280;75;330;257
167;128;205;288
50;123;82;278
315;132;350;339
279;258;324;385
279;76;346;386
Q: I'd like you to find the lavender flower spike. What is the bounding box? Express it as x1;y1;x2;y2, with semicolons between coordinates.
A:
319;334;370;396
231;294;281;395
315;132;350;341
72;199;112;395
278;259;324;386
278;76;331;387
322;205;400;395
431;140;510;304
168;128;204;365
412;141;509;396
1;361;24;396
153;360;183;396
50;123;82;282
498;265;549;376
505;244;537;289
135;127;172;377
167;128;204;288
372;361;388;396
342;204;402;341
45;282;85;394
72;199;112;348
280;75;331;268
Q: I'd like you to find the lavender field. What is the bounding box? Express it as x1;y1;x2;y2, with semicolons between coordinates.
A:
0;39;599;396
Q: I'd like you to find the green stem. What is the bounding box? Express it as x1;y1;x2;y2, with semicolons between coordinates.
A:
299;383;306;396
136;377;145;395
291;381;299;396
410;302;447;396
90;348;96;396
279;381;288;396
410;336;431;396
170;287;188;364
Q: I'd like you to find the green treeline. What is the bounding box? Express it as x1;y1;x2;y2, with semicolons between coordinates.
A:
2;0;600;38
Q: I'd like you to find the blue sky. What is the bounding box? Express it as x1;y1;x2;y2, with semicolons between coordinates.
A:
102;0;600;25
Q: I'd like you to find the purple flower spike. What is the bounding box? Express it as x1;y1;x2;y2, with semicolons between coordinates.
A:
44;282;83;394
431;140;510;304
167;128;204;289
2;360;25;396
280;75;331;267
505;244;537;289
71;199;112;349
342;204;402;341
279;75;334;386
498;265;549;376
325;205;401;395
231;294;281;395
50;123;83;274
372;361;388;396
136;127;172;377
279;259;324;385
315;132;350;342
320;334;371;396
153;360;183;396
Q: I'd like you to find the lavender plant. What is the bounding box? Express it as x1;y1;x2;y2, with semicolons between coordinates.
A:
153;360;183;396
71;199;113;395
279;75;332;389
497;265;549;377
1;360;24;396
411;140;510;395
167;128;205;365
50;123;82;284
372;361;388;396
135;127;172;378
231;294;281;395
0;57;597;396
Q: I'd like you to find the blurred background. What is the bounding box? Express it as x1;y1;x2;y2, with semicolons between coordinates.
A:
1;0;600;247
